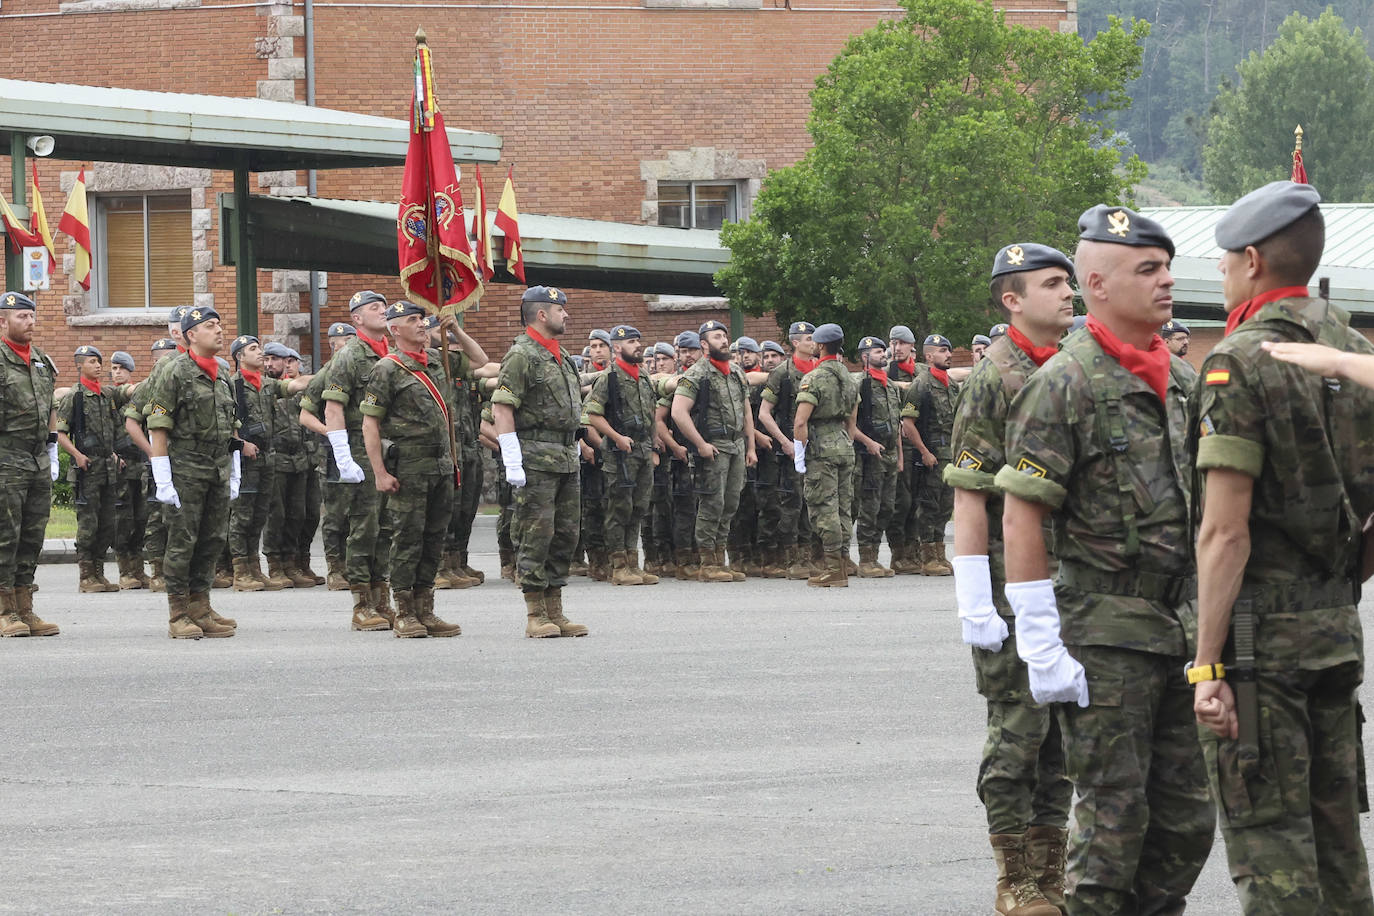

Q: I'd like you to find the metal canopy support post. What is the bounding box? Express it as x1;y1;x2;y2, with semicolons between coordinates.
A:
5;135;25;292
233;158;257;337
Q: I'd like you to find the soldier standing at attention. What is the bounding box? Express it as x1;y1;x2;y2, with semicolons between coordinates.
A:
1190;182;1373;913
945;243;1076;916
850;336;902;578
572;328;613;580
0;292;59;638
885;324;922;574
753;340;787;577
145;306;241;639
642;341;678;577
758;321;817;580
123;335;183;592
283;348;325;585
672;319;758;582
997;206;1214;912
583;324;660;586
659;330;703;580
727;336;771;576
260;341;316;588
901;334;958;576
360;301;463;639
971;334;992;363
108;351;149;589
492;286;588;639
792;323;858;587
298;322;356;591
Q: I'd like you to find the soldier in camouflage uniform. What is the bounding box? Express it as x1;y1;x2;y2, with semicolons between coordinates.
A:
850;336;902;578
997;207;1214;913
671;319;758;583
57;345;133;593
0;291;59;637
643;341;678;577
107;350;150;589
492;286;588;638
583;324;660;586
284;349;325;585
758;321;818;579
360;301;463;638
298;322;355;590
657;330;703;580
259;342;318;588
123;333;184;592
572;328;613;580
145;306;241;639
726;337;770;576
792;323;858;587
900;334;958;576
945;243;1076;916
885;324;922;574
1191;182;1372;913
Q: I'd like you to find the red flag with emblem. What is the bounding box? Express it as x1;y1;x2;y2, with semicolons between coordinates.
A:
397;38;482;313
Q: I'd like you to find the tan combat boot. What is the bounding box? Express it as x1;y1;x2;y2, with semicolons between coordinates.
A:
117;554;147;590
413;586;461;637
90;559;120;591
696;547;734;583
232;557;265;592
1024;826;1068;911
989;834;1060;916
544;587;587;637
628;549;658;585
0;588;27;637
921;542;953;577
843;553;859;576
263;556;295;589
891;542;920;575
371;581;395;628
79;559;109;593
589;549;611;582
758;547;786;579
189;591;236;631
524;590;560;638
499;547;515;581
390;589;428;638
610;550;642;586
723;547;747;582
856;545;890;578
15;587;58;636
807;552;849;588
297;553;325;586
785;545;812;580
148;558;166;593
325;554;348;591
166;594;202;640
350;584;390;631
212;555;234;589
187;592;234;638
460;552;485;584
281;556;316;588
569;550;589;577
673;547;696;581
432;554;456;589
444;550;479;588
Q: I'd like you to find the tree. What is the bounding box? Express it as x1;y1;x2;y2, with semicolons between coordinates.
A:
1203;9;1374;202
716;0;1148;344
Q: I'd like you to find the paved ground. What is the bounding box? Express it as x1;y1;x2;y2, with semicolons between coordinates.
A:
6;525;1372;915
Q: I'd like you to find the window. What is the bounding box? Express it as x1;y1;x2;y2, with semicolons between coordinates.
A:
95;193;194;310
658;182;738;230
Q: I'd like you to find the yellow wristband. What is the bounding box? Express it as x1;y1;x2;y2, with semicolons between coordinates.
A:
1186;662;1226;685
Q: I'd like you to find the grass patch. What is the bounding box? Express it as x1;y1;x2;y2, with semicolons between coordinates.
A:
46;505;77;539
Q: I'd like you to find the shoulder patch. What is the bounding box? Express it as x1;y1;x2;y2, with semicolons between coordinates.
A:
955;449;983;471
1015;457;1047;478
1204;369;1230;386
1199;415;1216;438
362;392;378;407
150;404;168;416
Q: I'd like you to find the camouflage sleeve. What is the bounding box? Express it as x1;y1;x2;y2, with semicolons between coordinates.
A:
760;364;784;405
359;359;394;419
944;360;1006;494
1193;352;1264;478
654;376;674;409
298;367;328;414
268;376;290;400
144;368;179;432
490;348;529;409
583;370;609;418
54;390;73;434
675;365;701;402
992;362;1079;509
899;374;926;420
320;347;356;405
795;369;819;407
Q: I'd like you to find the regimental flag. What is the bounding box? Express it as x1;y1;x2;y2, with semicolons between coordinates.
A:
472;163;494;282
58;169;92;290
494;166;525;283
0;189;41;251
1291;124;1309;184
30;162;56;273
397;37;483;314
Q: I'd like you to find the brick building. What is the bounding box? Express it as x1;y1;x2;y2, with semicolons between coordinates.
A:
0;0;1073;376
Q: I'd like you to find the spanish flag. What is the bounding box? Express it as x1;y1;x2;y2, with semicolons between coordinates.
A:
494;166;525;283
30;162;56;273
57;169;91;290
472;164;494;282
0;190;41;251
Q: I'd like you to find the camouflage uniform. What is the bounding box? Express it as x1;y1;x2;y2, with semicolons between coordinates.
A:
228;368;289;567
797;357;857;555
584;357;657;570
851;368;902;559
676;357;751;553
125;359;177;577
645;377;676;571
111;403;148;573
57;381;132;572
901;364;958;547
300;368;347;579
728;372;769;571
657;375;698;568
760;356;813;564
443;365;485;580
0;338;56;593
885;358;921;564
262;381;314;581
943;336;1071;838
995;329;1214;913
1191;293;1374;912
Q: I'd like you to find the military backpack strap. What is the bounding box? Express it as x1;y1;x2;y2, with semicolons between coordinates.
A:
1066;343;1139;556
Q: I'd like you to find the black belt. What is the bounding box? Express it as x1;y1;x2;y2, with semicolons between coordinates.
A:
1057;561;1194;605
522;429;575;446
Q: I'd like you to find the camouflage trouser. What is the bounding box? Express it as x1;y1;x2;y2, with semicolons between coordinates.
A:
746;449;775;552
163;470;229;596
603;450;652;553
295;465;321;557
262;465;307;558
497;480;514;556
319;476;348;562
802;452;855;554
0;463;52;589
576;458;606;557
887;446;920;548
1200;660;1371;913
74;472;119;564
340;450;392;585
143;498;169;564
670;458;697;552
1059;644;1214;914
727;468;759;557
444;452;483;553
915;456;952;544
512;467;579;592
384;471;452;591
765;453;807;548
693;448;745;551
851;452;897;547
646;459;674;558
973;623;1072;834
113;465;148;557
228;455;274;559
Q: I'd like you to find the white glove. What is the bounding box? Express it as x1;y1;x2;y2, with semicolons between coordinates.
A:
953;554;1009;651
1006;578;1089;707
47;442;59;482
793;439;806;473
499;432;526;488
327;429;365;484
229;451;241;501
150;455;181;509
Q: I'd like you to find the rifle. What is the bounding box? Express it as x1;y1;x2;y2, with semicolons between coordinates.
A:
71;387;87;507
855;375;879;493
604;369;637;489
773;369;795;494
234;376;267;495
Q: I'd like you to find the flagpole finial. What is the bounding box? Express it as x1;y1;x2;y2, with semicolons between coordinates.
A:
415;27;427;46
1294;124;1304;151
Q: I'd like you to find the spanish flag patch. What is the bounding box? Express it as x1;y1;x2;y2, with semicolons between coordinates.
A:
1205;369;1230;386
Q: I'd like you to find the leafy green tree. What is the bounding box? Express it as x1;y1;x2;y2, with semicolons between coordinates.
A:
1203;9;1374;202
717;0;1148;344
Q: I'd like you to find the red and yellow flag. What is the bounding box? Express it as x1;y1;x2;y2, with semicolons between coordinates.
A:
494;166;525;283
30;163;56;273
58;169;91;290
397;39;482;314
472;164;494;282
0;187;42;251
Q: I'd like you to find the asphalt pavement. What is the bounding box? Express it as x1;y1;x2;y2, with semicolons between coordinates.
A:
6;525;1371;915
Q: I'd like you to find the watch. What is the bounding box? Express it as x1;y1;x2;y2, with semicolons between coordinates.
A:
1185;661;1226;685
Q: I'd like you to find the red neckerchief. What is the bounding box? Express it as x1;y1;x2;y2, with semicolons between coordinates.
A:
593;360;609;371
615;356;640;381
792;353;817;374
239;369;262;391
1224;286;1310;336
1007;325;1059;367
189;350;220;380
928;366;950;387
1085;315;1170;403
357;330;389;360
2;338;31;364
708;357;732;376
79;376;102;396
865;366;888;386
402;349;429;367
176;345;186;354
817;354;839;364
895;358;917;377
525;326;562;364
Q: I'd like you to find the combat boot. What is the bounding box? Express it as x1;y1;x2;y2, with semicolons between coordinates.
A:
857;545;892;578
371;581;395;628
390;589;428;638
589;549;611;582
544;587;587;637
499;546;515;581
413;586;461;637
14;586;58;636
281;556;316;588
460;551;485;584
212;555;234;589
807;552;849;588
91;559;121;591
432;554;456;589
785;545;811;580
673;547;697;581
989;834;1060;916
117;554;148;590
186;592;234;638
524;590;560;638
166;594;202;640
325;554;348;591
697;547;734;583
1024;826;1067;911
891;542;921;575
610;550;645;586
757;547;784;579
0;588;26;637
297;553;325;586
350;584;390;631
148;558;166;592
189;591;236;631
921;542;953;577
843;553;859;576
628;549;658;585
79;559;111;593
443;550;479;588
232;557;265;592
722;547;747;582
263;556;295;589
569;549;589;577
